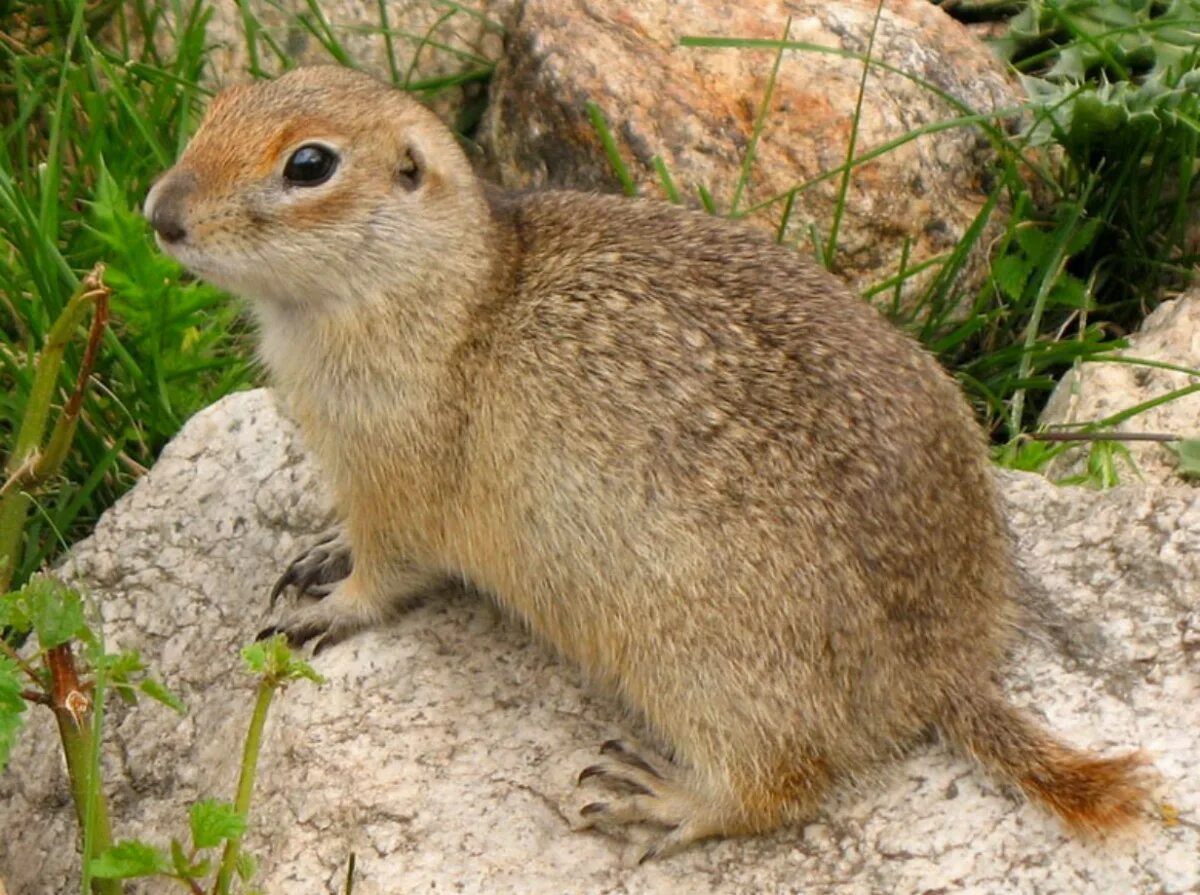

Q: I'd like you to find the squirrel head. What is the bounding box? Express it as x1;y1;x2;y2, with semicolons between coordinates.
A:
145;66;484;308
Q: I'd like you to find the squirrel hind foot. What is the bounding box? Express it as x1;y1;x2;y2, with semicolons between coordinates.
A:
574;739;825;862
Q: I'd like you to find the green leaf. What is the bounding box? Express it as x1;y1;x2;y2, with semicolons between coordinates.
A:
91;648;186;713
0;653;28;771
98;649;145;680
1049;273;1088;309
1168;439;1200;480
289;657;324;686
170;836;211;880
240;642;269;675
100;649;146;705
190;799;246;850
1014;224;1053;267
170;838;188;876
242;636;325;686
991;253;1031;302
90;840;172;879
140;677;187;714
1065;217;1102;256
237;851;258;882
0;591;33;634
27;576;87;650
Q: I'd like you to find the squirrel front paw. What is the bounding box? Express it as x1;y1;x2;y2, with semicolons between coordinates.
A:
257;577;384;653
270;527;353;609
260;557;447;653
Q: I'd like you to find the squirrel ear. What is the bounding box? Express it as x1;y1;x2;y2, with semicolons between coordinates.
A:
396;146;423;191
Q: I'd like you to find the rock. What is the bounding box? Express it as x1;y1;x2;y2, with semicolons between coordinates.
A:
0;389;1196;893
481;0;1021;305
1040;286;1200;485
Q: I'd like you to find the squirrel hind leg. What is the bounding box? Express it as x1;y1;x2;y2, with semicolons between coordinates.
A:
575;739;828;862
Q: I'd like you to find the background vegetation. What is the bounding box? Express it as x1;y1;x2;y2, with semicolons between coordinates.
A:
2;2;252;589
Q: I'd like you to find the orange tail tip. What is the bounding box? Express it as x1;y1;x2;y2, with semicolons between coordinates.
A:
941;687;1155;835
1019;744;1152;835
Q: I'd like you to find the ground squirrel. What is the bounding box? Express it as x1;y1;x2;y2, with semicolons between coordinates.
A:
144;66;1149;861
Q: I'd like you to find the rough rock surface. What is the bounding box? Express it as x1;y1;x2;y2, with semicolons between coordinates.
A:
0;389;1196;894
482;0;1020;303
1041;286;1200;485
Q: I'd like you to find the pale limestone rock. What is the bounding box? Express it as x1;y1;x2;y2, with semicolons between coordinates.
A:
481;0;1021;306
1041;287;1200;485
0;389;1195;893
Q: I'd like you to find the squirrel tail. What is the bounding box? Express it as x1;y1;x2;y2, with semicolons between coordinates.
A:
939;686;1151;834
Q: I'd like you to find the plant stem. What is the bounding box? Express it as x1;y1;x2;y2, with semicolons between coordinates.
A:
729;17;790;217
1007;183;1094;439
0;264;109;593
45;644;120;895
826;2;882;268
213;678;275;895
38;272;111;480
0;492;32;596
1030;431;1180;442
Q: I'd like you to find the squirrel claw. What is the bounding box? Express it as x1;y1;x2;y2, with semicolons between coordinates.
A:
261;586;385;653
636;825;691;864
578;741;671;797
312;626;352;655
599;740;666;779
574;742;722;859
578;764;653;795
578;765;604;784
270;528;353;609
255;625;281;642
268;619;328;649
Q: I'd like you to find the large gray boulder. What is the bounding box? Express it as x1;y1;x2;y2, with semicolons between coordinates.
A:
0;389;1195;893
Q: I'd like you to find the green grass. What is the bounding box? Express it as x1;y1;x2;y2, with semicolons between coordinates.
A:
1;1;254;586
2;0;1197;592
0;0;499;590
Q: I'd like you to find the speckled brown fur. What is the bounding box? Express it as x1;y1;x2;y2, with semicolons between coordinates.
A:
144;66;1149;860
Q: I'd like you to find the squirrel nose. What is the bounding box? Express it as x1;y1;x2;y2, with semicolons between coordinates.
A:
144;171;196;244
152;208;187;244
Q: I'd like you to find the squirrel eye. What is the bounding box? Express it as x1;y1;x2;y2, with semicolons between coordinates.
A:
283;144;338;186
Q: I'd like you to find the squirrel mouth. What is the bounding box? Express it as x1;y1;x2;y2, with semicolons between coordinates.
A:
154;239;241;295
